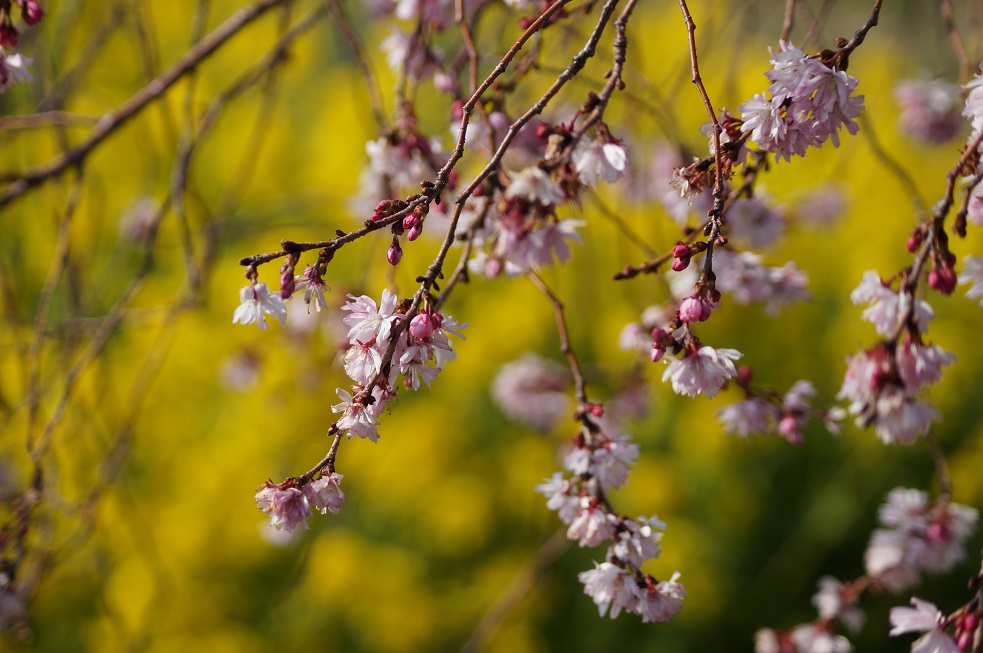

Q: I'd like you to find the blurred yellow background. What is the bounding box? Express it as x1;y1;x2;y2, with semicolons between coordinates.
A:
2;1;982;651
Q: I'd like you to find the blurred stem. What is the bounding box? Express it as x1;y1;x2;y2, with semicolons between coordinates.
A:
459;531;570;653
526;271;589;407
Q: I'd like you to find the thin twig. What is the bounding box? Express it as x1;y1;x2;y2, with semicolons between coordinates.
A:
0;0;291;211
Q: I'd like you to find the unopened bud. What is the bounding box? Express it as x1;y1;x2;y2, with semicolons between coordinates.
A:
407;224;423;241
671;256;690;272
679;297;708;323
280;270;295;300
409;313;434;340
0;24;18;47
907;229;923;253
671;243;690;258
22;1;44;24
928;266;957;295
387;238;403;266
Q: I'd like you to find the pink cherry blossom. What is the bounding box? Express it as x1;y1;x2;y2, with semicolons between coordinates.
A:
536;472;581;524
851;271;934;336
662;346;742;398
233;282;287;330
578;561;637;619
332;388;382;442
505;166;564;205
890;598;959;653
633;572;686;623
304;472;345;515
491;353;571;430
573;139;628;186
739;42;863;162
959;256;983;305
255;482;312;532
894;79;963;144
342;289;399;344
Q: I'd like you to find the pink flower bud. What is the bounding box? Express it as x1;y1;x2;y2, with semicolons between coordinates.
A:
589;404;603;417
435;72;457;94
0;23;18;47
22;2;44;25
409;313;434;340
928;266;957;295
778;415;801;443
403;215;421;230
671;256;690;272
387;238;403;266
279;270;295;300
407;224;423;241
679;297;711;323
430;312;443;328
650;327;668;343
485;257;503;277
907;229;923;253
650;343;665;363
671;243;690;258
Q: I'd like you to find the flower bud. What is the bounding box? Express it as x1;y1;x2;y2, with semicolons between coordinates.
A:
409;313;434;340
279;269;295;300
407;224;423;241
671;256;690;272
650;343;665;363
906;229;923;253
22;2;44;25
387;238;403;266
671;243;690;258
0;23;18;47
678;297;706;323
928;266;957;295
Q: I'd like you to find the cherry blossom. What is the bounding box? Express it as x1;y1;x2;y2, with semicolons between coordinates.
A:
894;79;963;144
578;562;637;619
342;289;399;344
889;598;959;653
332;388;382;442
505;167;564;205
850;271;934;336
634;572;686;624
0;52;32;93
304;472;345;515
491;353;571;430
959;256;983;305
662;346;742;398
572;139;628;186
255;482;312;532
739;42;864;161
232;282;287;330
812;576;865;634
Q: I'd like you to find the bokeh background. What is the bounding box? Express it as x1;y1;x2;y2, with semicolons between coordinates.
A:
2;0;983;651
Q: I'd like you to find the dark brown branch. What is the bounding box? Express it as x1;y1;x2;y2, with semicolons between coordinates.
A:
0;0;291;211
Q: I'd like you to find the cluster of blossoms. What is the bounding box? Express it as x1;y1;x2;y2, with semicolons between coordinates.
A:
864;487;978;593
739;42;864;162
717;378;842;443
837;272;955;445
537;422;685;623
237;279;466;530
467;125;627;278
0;1;42;94
254;472;346;533
756;488;977;653
334;289;466;442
